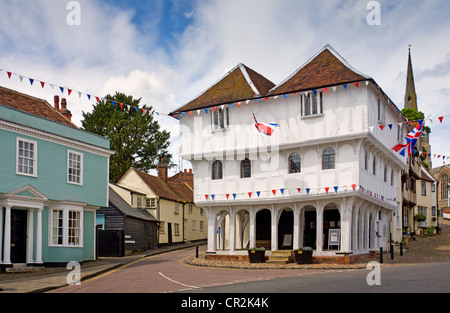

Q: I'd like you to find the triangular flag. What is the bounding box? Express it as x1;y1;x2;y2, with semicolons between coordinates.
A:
439;116;444;123
334;186;338;193
283;94;288;99
29;78;34;86
95;97;100;102
68;89;72;96
19;75;23;82
111;101;115;107
233;193;237;199
78;91;82;98
205;195;209;200
272;190;276;196
213;107;216;112
323;88;327;94
120;103;123;109
352;184;356;190
306;188;310;194
313;90;317;95
205;108;208;114
257;191;261;197
343;84;348;90
297;188;301;193
388;124;393;130
354;82;359;88
60;87;64;93
189;111;192;116
87;94;91;100
325;187;329;193
248;192;252;198
40;81;45;88
332;86;337;92
7;72;12;79
226;194;230;200
211;194;215;200
379;125;384;130
280;188;285;194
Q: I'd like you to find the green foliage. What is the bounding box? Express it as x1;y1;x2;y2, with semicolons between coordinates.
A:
401;108;431;134
81;92;172;183
414;213;426;222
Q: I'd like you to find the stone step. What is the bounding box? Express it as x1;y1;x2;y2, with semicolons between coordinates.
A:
267;250;293;264
5;264;45;274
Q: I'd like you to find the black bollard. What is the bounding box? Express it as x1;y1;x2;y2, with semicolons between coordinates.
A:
196;244;199;258
390;244;394;260
380;247;383;264
400;242;403;256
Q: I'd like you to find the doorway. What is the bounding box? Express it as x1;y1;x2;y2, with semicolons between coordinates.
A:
11;209;27;263
167;223;173;245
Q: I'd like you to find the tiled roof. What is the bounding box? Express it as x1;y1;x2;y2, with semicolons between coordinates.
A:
134;168;194;203
108;187;158;222
0;86;77;127
171;63;275;114
268;44;371;96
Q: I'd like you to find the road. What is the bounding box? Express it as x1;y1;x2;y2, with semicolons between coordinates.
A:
50;247;333;293
51;247;450;294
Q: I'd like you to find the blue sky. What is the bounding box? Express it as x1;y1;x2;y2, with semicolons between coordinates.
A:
0;0;450;170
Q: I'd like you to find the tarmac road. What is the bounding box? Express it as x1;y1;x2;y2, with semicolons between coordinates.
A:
50;246;337;293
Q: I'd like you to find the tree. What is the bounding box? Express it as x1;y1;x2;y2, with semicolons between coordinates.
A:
82;92;172;183
401;108;431;135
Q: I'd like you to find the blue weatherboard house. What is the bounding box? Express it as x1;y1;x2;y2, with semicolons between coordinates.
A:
0;87;113;268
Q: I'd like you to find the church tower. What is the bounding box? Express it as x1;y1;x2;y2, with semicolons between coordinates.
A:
404;45;418;111
404;46;432;168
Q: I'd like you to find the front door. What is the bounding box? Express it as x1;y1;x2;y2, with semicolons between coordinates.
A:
11;209;27;263
167;223;173;245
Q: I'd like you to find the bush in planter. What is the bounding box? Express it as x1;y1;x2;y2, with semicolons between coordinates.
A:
294;247;313;264
248;247;266;263
414;214;426;222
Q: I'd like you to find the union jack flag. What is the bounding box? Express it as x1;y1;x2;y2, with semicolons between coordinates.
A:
252;111;280;136
393;120;424;157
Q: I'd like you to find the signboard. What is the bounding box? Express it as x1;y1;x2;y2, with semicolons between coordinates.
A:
281;234;293;248
328;229;341;250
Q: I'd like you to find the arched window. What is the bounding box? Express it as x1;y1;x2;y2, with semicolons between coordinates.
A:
441;174;449;200
212;161;223;180
241;158;251;178
372;156;377;175
364;150;369;171
322;148;335;170
289;153;301;173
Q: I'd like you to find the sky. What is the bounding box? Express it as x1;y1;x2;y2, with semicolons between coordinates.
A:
1;0;450;174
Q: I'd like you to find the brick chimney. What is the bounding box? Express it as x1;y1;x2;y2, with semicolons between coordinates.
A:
59;98;72;122
158;158;168;183
54;95;60;110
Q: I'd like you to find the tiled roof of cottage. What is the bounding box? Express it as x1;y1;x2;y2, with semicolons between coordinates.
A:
108;187;158;222
171;63;275;114
0;86;77;127
268;44;371;96
133;168;194;203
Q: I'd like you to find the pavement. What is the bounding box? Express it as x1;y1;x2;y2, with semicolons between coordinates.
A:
0;241;205;293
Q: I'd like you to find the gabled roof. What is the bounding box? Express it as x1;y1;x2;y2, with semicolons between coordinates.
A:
108;187;158;222
0;86;77;128
171;63;275;114
268;44;371;96
131;168;194;203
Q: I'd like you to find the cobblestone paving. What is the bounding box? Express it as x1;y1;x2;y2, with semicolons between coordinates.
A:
184;220;450;270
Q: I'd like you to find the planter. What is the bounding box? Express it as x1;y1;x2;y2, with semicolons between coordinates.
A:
248;250;266;263
294;250;313;264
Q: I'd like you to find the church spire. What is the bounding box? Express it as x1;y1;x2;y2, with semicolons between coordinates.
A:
404;45;418;111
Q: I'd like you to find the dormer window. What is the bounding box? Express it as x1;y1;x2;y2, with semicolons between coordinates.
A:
301;92;323;117
212;108;230;130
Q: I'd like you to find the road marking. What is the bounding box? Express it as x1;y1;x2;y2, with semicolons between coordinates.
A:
158;272;199;289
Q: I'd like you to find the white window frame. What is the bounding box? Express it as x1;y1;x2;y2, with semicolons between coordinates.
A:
67;150;83;186
301;92;324;117
49;206;84;247
211;108;230;131
16;137;38;177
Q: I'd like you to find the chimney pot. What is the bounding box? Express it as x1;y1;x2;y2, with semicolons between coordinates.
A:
59;98;72;122
158;160;168;183
54;95;60;110
189;169;192;174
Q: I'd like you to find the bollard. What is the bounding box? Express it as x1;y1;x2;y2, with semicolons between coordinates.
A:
400;242;403;256
380;247;383;264
390;244;394;260
196;244;199;258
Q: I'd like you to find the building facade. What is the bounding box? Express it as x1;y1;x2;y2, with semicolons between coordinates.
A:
0;88;112;268
172;45;410;258
114;165;207;246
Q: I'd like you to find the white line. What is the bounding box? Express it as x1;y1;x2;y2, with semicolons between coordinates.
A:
158;272;199;289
